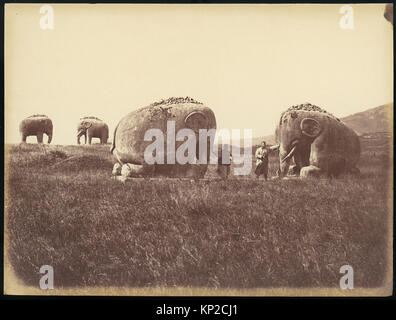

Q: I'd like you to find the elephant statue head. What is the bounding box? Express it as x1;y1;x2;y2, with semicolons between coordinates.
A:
111;96;217;179
19;114;53;144
275;103;361;178
77;117;109;145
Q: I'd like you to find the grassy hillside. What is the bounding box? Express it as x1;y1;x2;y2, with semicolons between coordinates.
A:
4;136;392;289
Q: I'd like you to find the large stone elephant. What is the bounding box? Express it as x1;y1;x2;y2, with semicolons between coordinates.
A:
77;117;109;145
111;97;218;178
275;103;361;178
19;115;53;144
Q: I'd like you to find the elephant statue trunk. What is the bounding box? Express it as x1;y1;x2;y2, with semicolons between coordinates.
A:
77;128;87;144
278;142;298;177
280;142;298;164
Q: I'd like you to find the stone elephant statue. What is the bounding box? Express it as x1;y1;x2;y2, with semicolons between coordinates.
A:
19;114;53;144
77;117;109;145
111;97;219;178
275;103;361;178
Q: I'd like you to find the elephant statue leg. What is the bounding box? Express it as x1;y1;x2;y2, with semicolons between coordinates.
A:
121;163;146;178
36;132;43;144
288;164;300;176
101;133;107;144
88;135;92;145
112;163;122;176
21;133;27;143
289;145;310;176
300;165;322;178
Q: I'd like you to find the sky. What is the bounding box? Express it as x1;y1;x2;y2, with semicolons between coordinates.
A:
5;4;393;145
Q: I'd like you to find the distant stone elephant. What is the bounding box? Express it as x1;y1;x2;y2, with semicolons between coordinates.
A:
111;97;218;178
77;117;109;145
19;114;53;144
275;103;361;178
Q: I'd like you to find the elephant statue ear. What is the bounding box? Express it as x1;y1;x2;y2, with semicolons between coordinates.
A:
185;111;208;133
300;118;321;138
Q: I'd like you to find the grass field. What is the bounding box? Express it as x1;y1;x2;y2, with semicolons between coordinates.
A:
4;135;393;289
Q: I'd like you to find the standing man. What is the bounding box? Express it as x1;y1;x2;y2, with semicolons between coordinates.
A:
255;141;278;180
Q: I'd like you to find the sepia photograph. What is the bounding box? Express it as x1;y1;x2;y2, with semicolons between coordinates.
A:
3;3;394;298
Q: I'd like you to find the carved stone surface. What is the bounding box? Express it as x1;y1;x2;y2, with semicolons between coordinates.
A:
111;97;217;178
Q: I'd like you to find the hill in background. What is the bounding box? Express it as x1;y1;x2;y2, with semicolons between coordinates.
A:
341;103;393;135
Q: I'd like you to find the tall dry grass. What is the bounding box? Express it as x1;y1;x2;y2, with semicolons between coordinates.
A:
4;136;392;288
